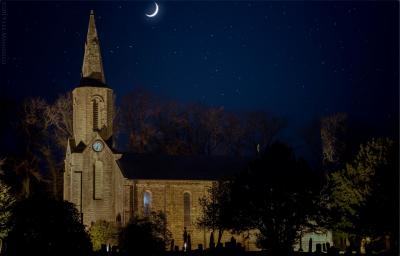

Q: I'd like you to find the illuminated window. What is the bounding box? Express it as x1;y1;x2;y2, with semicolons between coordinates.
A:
183;192;191;228
143;191;151;216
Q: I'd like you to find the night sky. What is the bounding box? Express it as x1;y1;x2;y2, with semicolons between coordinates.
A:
2;1;399;156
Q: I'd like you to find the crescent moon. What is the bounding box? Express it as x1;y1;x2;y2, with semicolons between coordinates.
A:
146;2;159;18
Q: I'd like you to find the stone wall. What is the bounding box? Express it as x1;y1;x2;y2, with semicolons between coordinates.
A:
64;136;123;228
122;179;259;251
72;86;113;146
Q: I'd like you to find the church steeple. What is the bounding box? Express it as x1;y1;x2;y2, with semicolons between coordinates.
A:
72;10;113;145
81;10;106;86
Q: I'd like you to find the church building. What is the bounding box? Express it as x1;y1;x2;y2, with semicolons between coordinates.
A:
64;11;258;251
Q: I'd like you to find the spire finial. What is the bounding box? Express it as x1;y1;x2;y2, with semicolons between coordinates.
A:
81;10;106;85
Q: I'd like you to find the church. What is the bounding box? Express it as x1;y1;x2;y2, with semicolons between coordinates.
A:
63;11;258;251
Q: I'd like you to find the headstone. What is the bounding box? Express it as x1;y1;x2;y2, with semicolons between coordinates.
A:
316;243;322;253
385;235;391;251
187;234;192;251
230;236;236;247
360;238;366;254
209;231;215;249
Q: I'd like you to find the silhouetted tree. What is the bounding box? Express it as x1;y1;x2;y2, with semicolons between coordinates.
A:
228;143;322;254
198;181;234;245
5;197;92;256
119;211;171;255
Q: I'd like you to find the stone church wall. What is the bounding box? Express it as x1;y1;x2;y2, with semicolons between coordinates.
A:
72;86;113;145
125;179;259;251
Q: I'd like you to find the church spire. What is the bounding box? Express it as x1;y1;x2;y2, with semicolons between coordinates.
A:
81;10;106;85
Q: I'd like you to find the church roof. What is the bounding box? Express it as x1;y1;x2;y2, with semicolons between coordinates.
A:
80;10;107;87
117;153;251;180
69;137;114;153
68;138;87;153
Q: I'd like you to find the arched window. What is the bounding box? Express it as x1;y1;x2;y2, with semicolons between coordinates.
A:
183;192;191;228
116;213;122;224
92;95;105;131
143;191;152;216
93;160;103;199
93;99;99;130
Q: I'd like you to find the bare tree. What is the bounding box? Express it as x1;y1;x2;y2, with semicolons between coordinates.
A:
17;98;50;197
47;93;73;151
119;89;286;157
244;111;286;154
119;89;162;153
320;113;347;168
14;95;73;198
220;112;244;156
47;93;73;198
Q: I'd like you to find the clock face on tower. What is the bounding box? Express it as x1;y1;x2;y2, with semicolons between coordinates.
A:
92;140;104;152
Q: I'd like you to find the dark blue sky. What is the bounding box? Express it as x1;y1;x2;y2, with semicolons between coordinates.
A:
2;1;399;151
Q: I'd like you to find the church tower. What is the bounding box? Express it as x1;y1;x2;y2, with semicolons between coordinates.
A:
64;11;124;227
73;10;113;145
